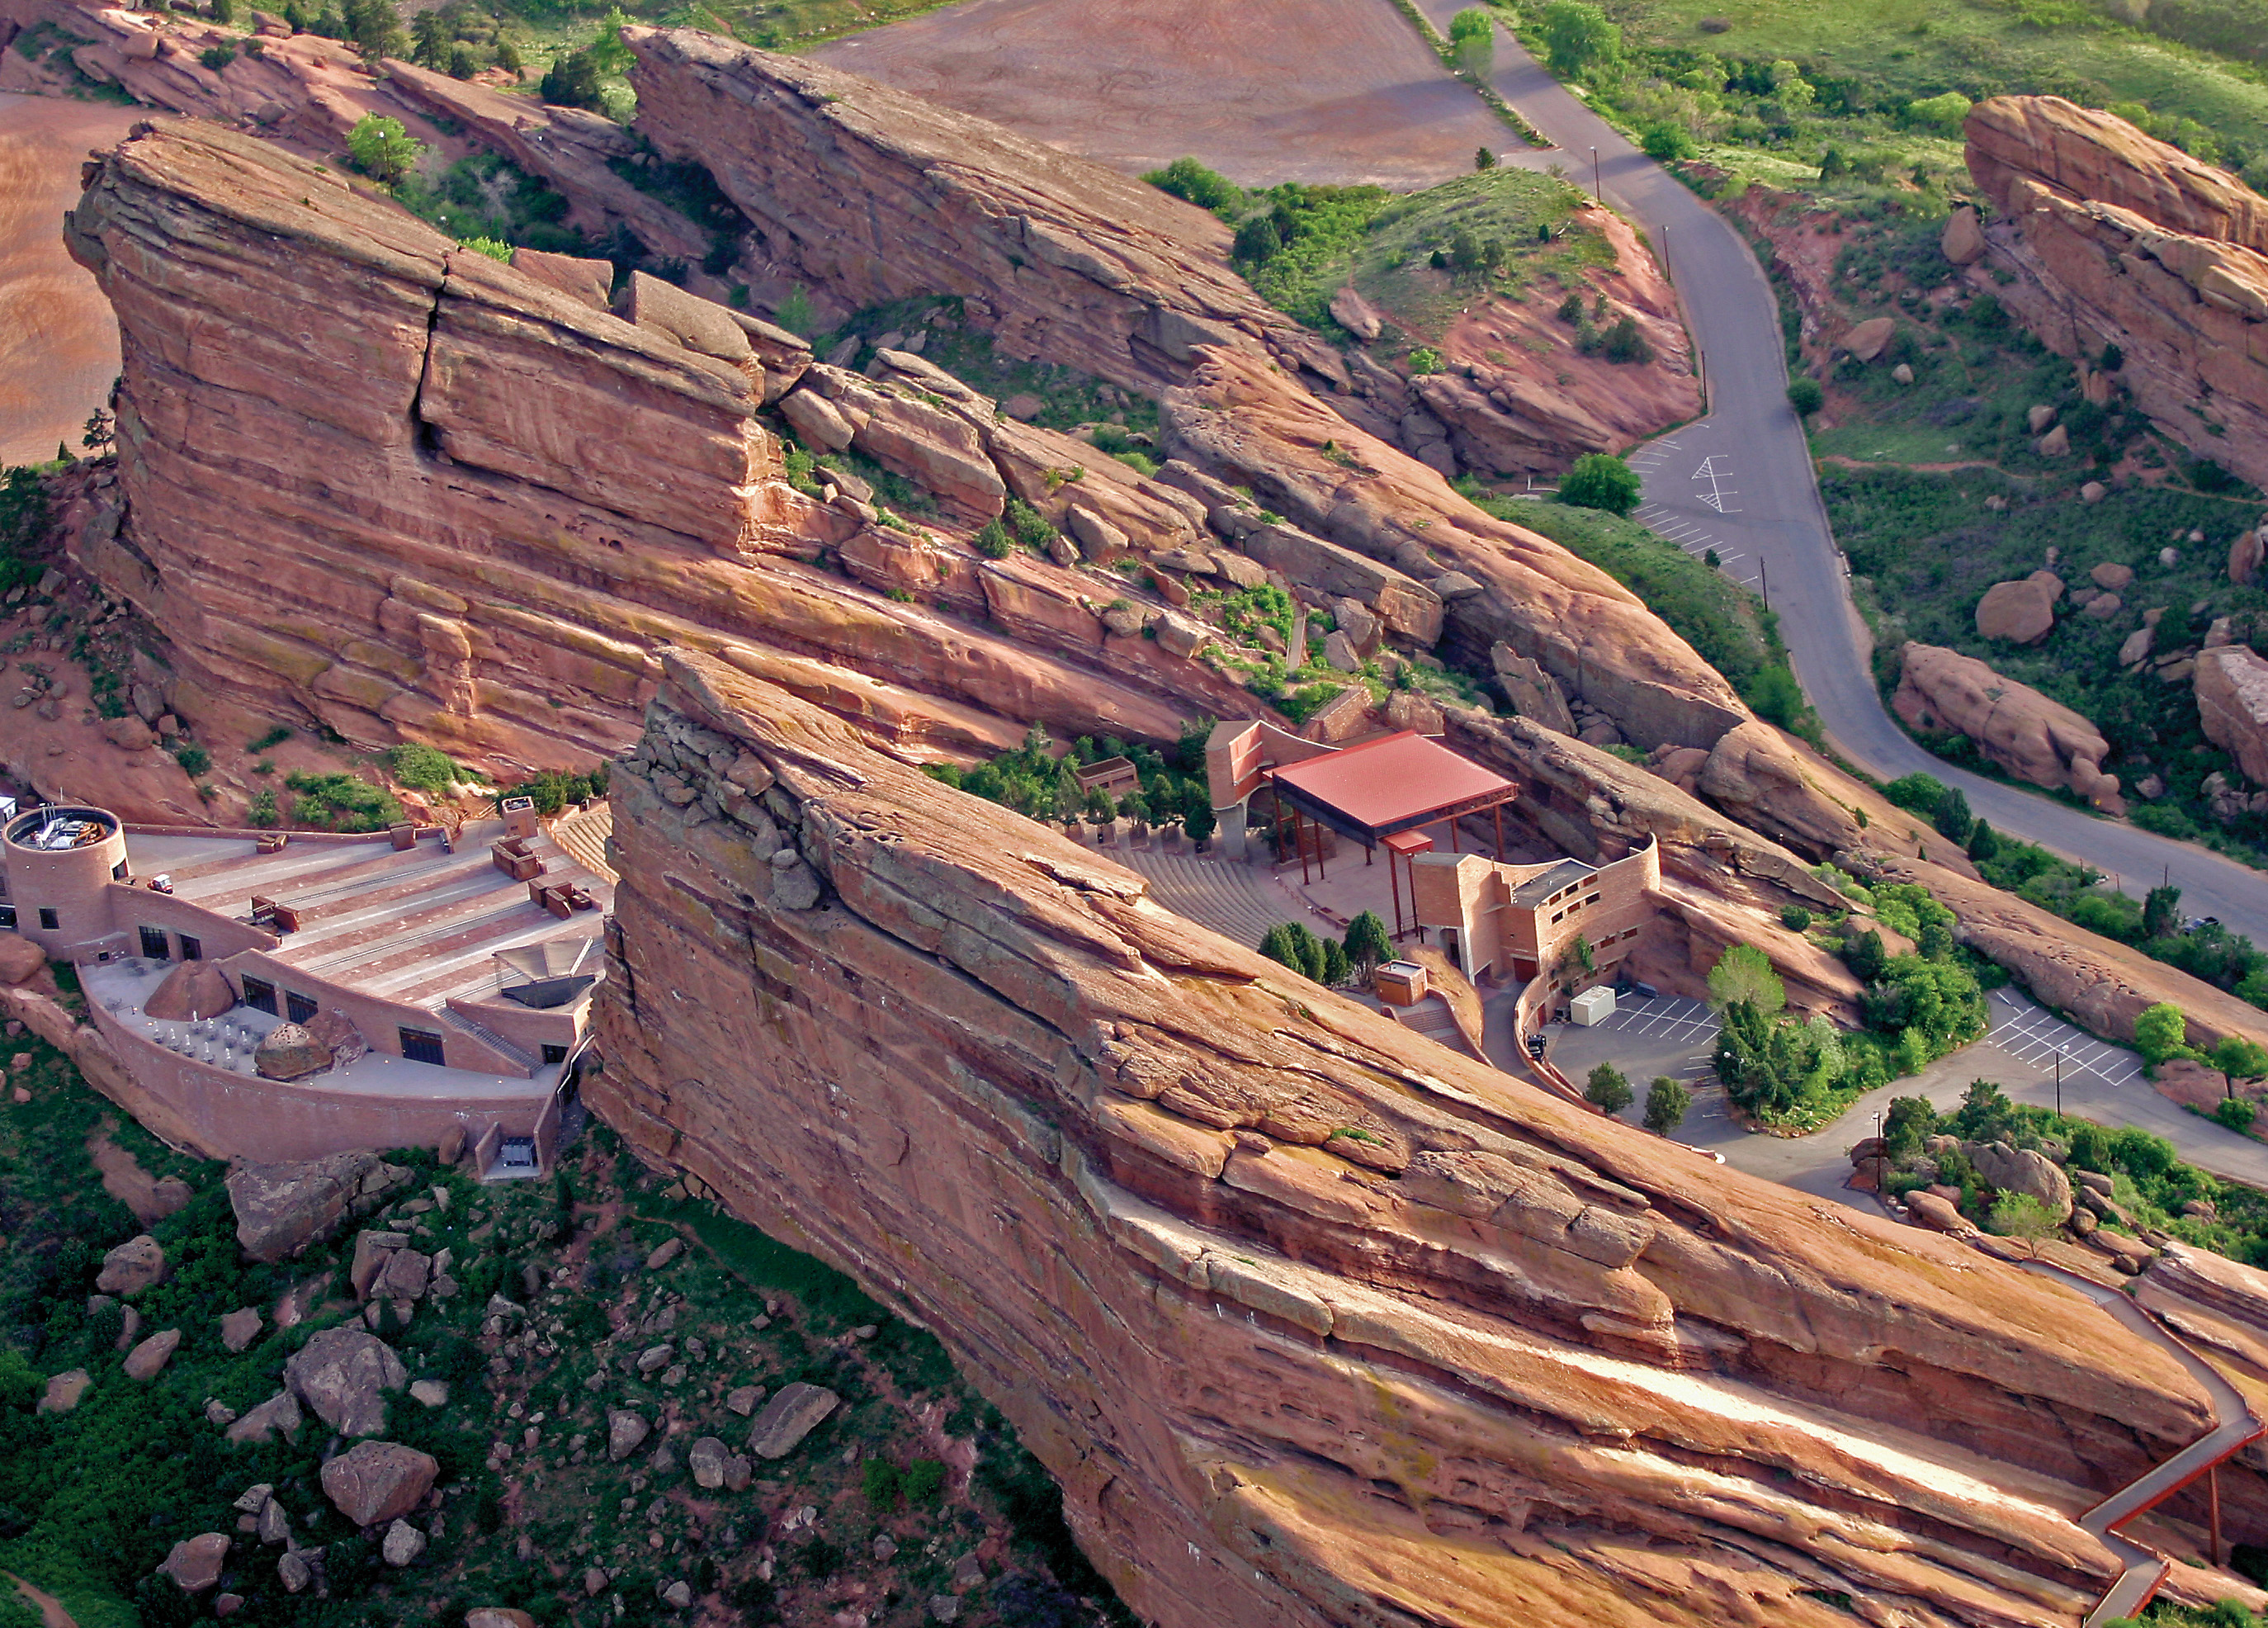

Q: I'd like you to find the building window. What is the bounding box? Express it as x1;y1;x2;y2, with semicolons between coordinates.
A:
399;1028;447;1066
0;906;14;930
113;860;129;881
541;1043;569;1066
286;991;319;1025
139;925;170;960
180;935;203;962
241;977;277;1015
37;908;57;931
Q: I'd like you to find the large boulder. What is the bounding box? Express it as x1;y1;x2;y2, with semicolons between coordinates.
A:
96;1234;168;1295
124;1327;182;1380
2233;528;2264;587
1962;1141;2073;1221
159;1533;230;1593
1974;575;2060;644
2145;1242;2268;1334
747;1382;840;1460
1841;316;1896;362
141;958;239;1021
224;1389;304;1446
319;1441;439;1527
2195;645;2268;787
285;1327;408;1436
1941;206;1986;266
0;933;46;987
1905;1190;1973;1233
1893;644;2120;810
253;1021;333;1081
228;1152;409;1264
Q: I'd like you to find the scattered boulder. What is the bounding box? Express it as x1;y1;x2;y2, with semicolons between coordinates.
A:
319;1441;440;1526
1842;316;1896;362
1329;285;1384;343
286;1327;408;1436
97;1234;168;1295
2091;561;2134;590
2080;479;2107;503
159;1532;231;1593
225;1389;304;1445
2195;645;2268;787
0;934;45;987
607;1408;652;1462
1905;1191;1972;1233
101;712;155;751
466;1611;540;1628
381;1519;428;1566
2233;529;2264;587
2082;592;2122;618
644;1237;684;1271
142;958;237;1020
1963;1141;2073;1220
38;1369;91;1414
220;1307;263;1352
228;1152;409;1264
725;1384;765;1417
410;1379;451;1408
1942;206;1987;266
747;1382;840;1460
689;1436;730;1489
277;1551;314;1593
1892;644;2120;809
2119;626;2155;667
1974;577;2058;644
253;1022;333;1081
2037;424;2070;457
2026;405;2057;434
125;1327;182;1380
659;1580;693;1610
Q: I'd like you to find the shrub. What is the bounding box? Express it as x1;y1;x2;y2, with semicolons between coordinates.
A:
1558;452;1642;515
346;113;422;185
171;743;210;776
248;724;292;751
1641;124;1696;163
1642;1076;1690;1133
1787;377;1824;417
862;1458;903;1510
286;769;404;832
1448;6;1493;73
1005;499;1057;551
385;741;461;795
1599;315;1653;365
1141;156;1239;216
1408;347;1443;375
1584;1062;1632;1115
1883;772;1948;815
2134;1002;2194;1069
1907;91;1973;134
1707;944;1785;1014
539;47;606;111
903;1459;947;1507
458;235;512;263
1986;1191;2056;1252
248;788;278;827
1538;0;1622;80
199;40;236;68
2214;1097;2258;1133
1779;905;1812;931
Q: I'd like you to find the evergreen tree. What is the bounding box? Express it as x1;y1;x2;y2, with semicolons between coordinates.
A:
1321;939;1352;986
1965;818;1999;862
1642;1077;1691;1134
2143;884;2183;940
1584;1063;1632;1115
1932;785;1974;844
1343;911;1393;981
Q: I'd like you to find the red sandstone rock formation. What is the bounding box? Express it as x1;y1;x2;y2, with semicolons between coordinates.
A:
1892;641;2123;812
1964;96;2268;488
2197;643;2268;787
595;646;2257;1628
59;123;1265;777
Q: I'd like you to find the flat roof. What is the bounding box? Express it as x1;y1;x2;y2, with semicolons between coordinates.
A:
1264;731;1516;837
126;817;612;1012
1508;858;1595;906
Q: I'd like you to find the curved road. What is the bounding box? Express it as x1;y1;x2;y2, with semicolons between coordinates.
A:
1411;6;2268;948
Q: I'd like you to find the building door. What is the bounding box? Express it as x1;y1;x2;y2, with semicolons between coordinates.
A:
241;977;277;1015
179;935;202;962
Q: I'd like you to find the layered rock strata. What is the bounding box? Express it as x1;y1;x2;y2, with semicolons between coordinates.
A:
1892;641;2123;812
622;27;1318;393
2198;643;2268;787
596;646;2251;1628
60;123;1269;774
1964;97;2268;488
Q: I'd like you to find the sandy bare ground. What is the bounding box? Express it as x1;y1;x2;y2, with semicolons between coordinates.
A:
0;94;144;468
812;0;1512;189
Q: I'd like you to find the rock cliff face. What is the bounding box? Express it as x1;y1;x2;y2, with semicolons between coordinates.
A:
1964;96;2268;488
59;122;1267;775
622;27;1314;394
596;646;2246;1628
2198;643;2268;787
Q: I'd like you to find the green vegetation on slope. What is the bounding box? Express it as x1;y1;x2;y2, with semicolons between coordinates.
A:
0;1034;1131;1627
1496;0;2268;201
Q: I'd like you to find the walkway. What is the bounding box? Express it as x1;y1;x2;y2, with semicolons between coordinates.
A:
1409;0;2268;952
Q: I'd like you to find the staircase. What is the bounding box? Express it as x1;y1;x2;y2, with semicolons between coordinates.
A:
550;803;617;883
437;1005;543;1075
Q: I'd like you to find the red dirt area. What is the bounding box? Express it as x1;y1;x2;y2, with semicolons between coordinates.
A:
811;0;1511;188
0;93;145;467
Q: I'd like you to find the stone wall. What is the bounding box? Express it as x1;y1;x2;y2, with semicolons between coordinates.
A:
591;644;2258;1628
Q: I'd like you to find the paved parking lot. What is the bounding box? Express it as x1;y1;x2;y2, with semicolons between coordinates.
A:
1985;988;2148;1091
1543;993;1722;1100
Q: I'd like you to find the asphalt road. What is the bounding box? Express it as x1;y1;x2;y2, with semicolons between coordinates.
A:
1410;6;2268;948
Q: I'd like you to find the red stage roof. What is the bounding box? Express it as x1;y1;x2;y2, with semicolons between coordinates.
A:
1265;731;1515;834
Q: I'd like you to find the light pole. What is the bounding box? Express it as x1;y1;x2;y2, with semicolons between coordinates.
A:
2053;1050;2063;1117
1590;145;1600;201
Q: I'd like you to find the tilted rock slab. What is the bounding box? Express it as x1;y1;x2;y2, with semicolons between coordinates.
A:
285;1327;407;1437
1892;642;2122;810
593;646;2239;1628
63;122;1242;778
622;28;1310;394
1965;97;2268;489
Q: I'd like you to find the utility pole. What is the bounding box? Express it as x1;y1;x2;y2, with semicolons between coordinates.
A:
1759;558;1770;611
1590;145;1601;201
